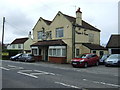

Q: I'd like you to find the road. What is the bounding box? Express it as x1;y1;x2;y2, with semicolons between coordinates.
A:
1;60;120;89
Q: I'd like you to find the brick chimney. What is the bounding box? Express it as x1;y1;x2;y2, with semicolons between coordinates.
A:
76;7;82;25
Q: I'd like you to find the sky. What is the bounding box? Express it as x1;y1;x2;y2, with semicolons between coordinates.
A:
0;0;119;46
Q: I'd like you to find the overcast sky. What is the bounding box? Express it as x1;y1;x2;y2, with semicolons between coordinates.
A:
0;0;119;45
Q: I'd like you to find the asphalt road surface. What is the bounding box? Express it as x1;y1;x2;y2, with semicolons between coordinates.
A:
1;60;120;89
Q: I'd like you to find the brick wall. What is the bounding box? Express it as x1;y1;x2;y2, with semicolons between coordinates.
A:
49;56;67;64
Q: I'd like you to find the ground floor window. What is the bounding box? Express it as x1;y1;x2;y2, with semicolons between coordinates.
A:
49;46;66;57
32;49;37;55
76;48;80;57
100;51;104;56
92;50;96;54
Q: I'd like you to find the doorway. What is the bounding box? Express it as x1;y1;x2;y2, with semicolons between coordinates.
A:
43;47;48;61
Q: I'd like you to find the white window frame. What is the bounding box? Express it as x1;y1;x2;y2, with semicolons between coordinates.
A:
56;28;64;38
49;46;66;57
31;47;39;56
18;44;21;49
38;31;43;40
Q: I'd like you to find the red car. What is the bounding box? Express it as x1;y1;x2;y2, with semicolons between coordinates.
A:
71;53;99;68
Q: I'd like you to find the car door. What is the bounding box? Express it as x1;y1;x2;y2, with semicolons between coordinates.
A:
86;54;93;65
91;54;98;65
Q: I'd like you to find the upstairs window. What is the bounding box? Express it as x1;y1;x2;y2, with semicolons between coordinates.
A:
38;31;43;40
12;44;15;48
56;28;64;38
18;44;21;48
89;33;94;42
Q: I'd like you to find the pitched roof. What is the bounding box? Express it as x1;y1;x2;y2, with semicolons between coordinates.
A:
82;43;107;50
11;38;29;44
63;13;100;32
106;34;120;48
31;39;67;46
42;18;52;25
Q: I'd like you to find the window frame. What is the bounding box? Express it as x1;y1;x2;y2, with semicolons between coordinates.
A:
56;27;64;38
49;46;66;57
37;31;43;40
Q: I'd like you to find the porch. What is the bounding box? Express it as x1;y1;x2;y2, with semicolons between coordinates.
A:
31;39;67;63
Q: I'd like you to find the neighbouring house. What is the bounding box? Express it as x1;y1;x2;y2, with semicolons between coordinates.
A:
31;8;108;63
7;32;33;53
106;34;120;54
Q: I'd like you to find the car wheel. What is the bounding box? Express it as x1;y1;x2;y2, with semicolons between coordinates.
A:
105;64;108;67
72;65;77;68
95;61;99;66
25;59;27;62
84;63;88;68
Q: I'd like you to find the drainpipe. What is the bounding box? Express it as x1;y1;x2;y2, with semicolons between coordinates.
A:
72;24;76;58
23;43;24;53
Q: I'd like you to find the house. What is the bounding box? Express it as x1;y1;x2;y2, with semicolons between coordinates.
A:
7;32;33;53
106;34;120;54
31;8;108;63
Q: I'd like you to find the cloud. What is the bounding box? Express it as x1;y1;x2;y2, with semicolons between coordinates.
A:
0;0;119;44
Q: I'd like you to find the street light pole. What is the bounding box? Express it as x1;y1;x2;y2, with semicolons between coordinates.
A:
2;17;5;50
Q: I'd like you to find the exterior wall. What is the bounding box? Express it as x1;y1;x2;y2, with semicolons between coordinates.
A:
50;12;72;40
34;56;42;61
7;44;23;50
33;18;50;42
50;12;73;63
75;28;100;44
49;56;67;63
24;38;33;51
75;44;90;57
91;50;108;57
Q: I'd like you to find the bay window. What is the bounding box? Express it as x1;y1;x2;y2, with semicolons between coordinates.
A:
49;46;66;57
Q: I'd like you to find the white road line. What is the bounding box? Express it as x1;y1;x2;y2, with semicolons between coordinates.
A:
18;70;32;72
8;65;17;67
34;70;56;75
30;73;44;75
55;81;79;89
17;71;38;79
0;67;9;70
82;78;120;87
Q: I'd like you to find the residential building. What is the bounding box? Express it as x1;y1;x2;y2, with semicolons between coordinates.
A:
7;32;33;53
31;8;108;63
106;34;120;54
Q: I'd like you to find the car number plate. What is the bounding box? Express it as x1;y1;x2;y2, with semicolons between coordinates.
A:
73;63;77;65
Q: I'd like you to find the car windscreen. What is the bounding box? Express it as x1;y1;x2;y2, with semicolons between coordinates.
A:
15;54;21;57
77;54;91;58
109;54;120;59
101;55;108;59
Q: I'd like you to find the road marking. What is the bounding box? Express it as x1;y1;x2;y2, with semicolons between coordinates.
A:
55;82;80;88
7;65;24;70
82;78;120;87
8;65;17;67
0;67;9;70
34;70;56;75
18;70;32;72
17;71;38;79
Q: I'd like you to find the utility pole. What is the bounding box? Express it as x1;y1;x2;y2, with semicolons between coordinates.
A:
2;17;5;50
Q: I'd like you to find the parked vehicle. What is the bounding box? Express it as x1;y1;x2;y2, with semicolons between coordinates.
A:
99;54;110;64
17;54;35;62
10;53;23;61
105;54;120;67
71;53;99;68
